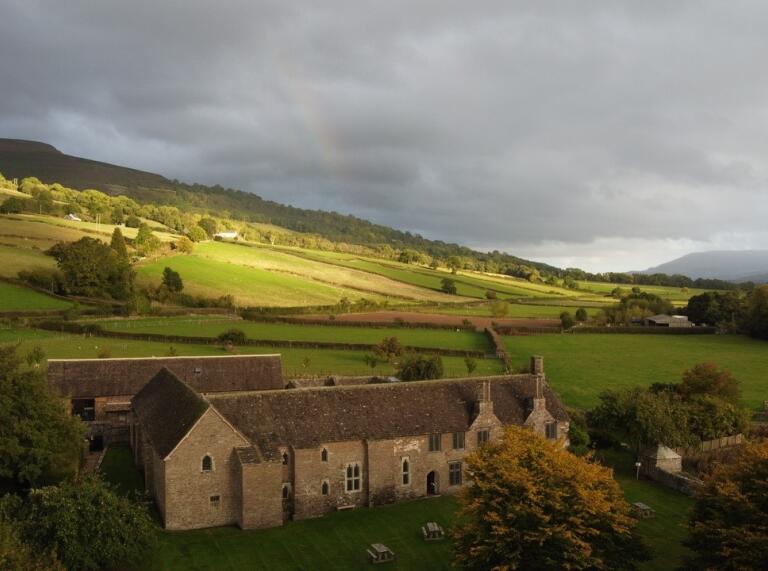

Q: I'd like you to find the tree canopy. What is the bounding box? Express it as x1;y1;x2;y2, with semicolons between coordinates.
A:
49;237;134;299
453;426;649;570
396;353;443;381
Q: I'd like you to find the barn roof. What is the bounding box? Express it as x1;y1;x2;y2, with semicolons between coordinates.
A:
132;368;209;458
208;375;568;453
47;354;283;398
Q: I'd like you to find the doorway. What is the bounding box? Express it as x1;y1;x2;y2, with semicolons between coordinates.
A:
426;470;439;495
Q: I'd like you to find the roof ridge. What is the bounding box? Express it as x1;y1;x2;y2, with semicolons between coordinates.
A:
48;354;281;363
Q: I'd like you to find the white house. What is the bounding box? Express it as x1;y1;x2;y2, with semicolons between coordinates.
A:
214;231;238;240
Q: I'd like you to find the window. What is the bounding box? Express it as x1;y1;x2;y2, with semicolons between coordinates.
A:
449;462;463;486
345;463;362;492
71;398;95;422
202;455;213;472
453;431;465;450
321;480;329;495
282;451;289;465
477;429;489;446
545;421;558;440
428;433;442;452
282;484;291;499
321;448;328;462
209;495;221;509
401;458;410;486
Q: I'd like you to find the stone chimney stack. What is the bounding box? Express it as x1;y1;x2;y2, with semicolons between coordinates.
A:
531;356;546;412
474;380;493;417
530;355;544;376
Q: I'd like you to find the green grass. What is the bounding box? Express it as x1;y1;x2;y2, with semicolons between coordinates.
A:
0;281;71;311
0;243;57;278
597;449;693;571
136;254;389;308
576;280;713;302
99;445;144;496
2;328;503;378
413;302;602;319
503;334;768;409
94;316;491;352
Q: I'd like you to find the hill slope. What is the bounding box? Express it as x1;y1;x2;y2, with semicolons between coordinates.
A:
641;250;768;282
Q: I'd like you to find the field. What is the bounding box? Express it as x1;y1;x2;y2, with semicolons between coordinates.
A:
576;280;711;304
412;302;603;319
2;328;503;377
93;316;492;352
503;334;768;409
0;280;71;311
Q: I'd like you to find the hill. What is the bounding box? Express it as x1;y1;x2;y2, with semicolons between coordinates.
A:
0;138;558;276
641;250;768;282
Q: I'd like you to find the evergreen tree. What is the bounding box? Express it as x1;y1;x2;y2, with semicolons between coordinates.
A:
109;227;128;260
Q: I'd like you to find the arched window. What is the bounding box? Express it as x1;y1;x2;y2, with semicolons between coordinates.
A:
282;484;291;499
282;452;289;465
202;455;213;472
321;481;329;495
321;448;328;462
401;458;410;486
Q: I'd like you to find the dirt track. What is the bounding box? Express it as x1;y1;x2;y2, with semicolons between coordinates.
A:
299;311;559;330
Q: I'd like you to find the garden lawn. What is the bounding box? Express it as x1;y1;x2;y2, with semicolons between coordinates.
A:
503;333;768;409
0;281;71;311
99;445;144;496
94;316;491;352
1;328;504;378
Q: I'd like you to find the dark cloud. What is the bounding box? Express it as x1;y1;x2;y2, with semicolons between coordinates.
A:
2;0;768;270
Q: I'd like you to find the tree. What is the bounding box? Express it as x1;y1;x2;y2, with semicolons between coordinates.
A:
745;285;768;339
0;511;64;571
683;440;768;570
217;328;246;345
373;336;403;362
560;310;575;329
453;426;649;570
490;300;509;317
125;214;141;228
447;256;461;274
188;225;208;242
575;307;588;322
396;354;443;381
484;289;497;300
175;236;194;254
109;227;129;260
134;223;161;256
0;197;26;214
162;267;184;293
0;346;83;490
110;207;125;225
441;278;457;295
198;217;218;238
464;356;477;375
679;362;740;404
50;237;133;299
363;353;379;372
17;475;156;571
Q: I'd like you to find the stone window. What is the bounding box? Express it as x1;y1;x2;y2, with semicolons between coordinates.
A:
449;462;463;486
209;495;220;509
282;451;289;465
401;457;410;486
201;455;213;472
345;463;362;492
428;433;442;452
282;484;291;499
453;431;465;450
321;480;329;495
321;448;328;462
545;421;558;440
477;429;490;446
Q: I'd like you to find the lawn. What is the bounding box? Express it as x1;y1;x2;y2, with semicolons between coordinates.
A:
136;254;389;307
99;445;144;497
0;280;71;311
503;333;768;409
94;316;492;352
1;327;504;378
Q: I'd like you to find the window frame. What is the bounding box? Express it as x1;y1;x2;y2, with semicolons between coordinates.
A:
545;421;558;440
321;448;328;462
321;480;330;495
345;462;362;492
449;461;463;486
201;454;214;473
209;494;221;509
401;457;410;486
281;483;291;500
452;431;465;450
477;429;490;446
428;433;442;452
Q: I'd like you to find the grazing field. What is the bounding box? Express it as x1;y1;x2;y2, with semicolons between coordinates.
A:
576;280;712;303
189;242;458;302
0;281;71;311
136;254;390;307
0;244;57;277
93;316;492;352
412;302;603;319
503;334;768;409
1;328;503;377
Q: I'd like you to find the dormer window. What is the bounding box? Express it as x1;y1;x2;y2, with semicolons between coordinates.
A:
202;455;213;472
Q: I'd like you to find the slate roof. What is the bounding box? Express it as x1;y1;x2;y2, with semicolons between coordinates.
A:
47;354;283;398
132;368;209;458
208;375;568;453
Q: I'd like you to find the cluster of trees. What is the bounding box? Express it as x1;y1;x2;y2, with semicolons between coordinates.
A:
588;363;749;454
683;286;768;339
0;345;155;569
599;291;674;326
563;266;748;291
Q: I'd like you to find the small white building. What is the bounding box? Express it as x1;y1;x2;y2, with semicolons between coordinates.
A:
644;314;692;328
214;231;238;240
64;213;82;222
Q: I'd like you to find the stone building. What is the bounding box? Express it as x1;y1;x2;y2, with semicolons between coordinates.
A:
127;355;569;530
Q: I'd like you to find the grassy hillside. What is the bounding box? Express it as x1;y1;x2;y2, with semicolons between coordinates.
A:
0;281;71;311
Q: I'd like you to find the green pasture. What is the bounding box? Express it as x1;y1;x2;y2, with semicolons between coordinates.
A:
413;302;602;319
0;243;57;278
136;254;390;308
503;334;768;409
2;328;503;378
576;280;712;302
0;281;71;311
93;316;492;352
192;242;454;302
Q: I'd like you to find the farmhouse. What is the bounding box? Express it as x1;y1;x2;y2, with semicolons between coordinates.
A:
214;230;238;240
48;354;569;531
644;314;692;328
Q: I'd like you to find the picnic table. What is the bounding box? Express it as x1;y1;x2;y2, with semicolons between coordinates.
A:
367;543;395;564
422;521;445;541
632;501;656;519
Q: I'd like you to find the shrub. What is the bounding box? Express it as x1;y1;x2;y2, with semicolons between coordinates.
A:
217;328;246;345
441;278;457;295
0;197;26;214
560;311;574;329
397;354;444;381
575;307;588;322
125;215;141;228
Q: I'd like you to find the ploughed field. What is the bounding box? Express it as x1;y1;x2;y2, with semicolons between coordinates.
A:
91;316;492;352
503;333;768;409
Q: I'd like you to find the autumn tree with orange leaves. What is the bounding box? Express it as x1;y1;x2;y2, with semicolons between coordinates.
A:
453;426;649;570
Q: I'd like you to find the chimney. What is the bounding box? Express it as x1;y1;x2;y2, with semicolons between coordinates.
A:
531;357;546;412
530;355;544;376
474;380;493;417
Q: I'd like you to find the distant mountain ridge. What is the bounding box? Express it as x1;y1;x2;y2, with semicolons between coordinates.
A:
641;250;768;283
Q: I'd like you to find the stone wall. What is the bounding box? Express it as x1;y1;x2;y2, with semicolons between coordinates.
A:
239;461;283;529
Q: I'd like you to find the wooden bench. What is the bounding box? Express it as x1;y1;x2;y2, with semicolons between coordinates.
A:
368;543;395;564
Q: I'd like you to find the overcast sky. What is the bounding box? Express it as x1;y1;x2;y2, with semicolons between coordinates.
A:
2;1;767;272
